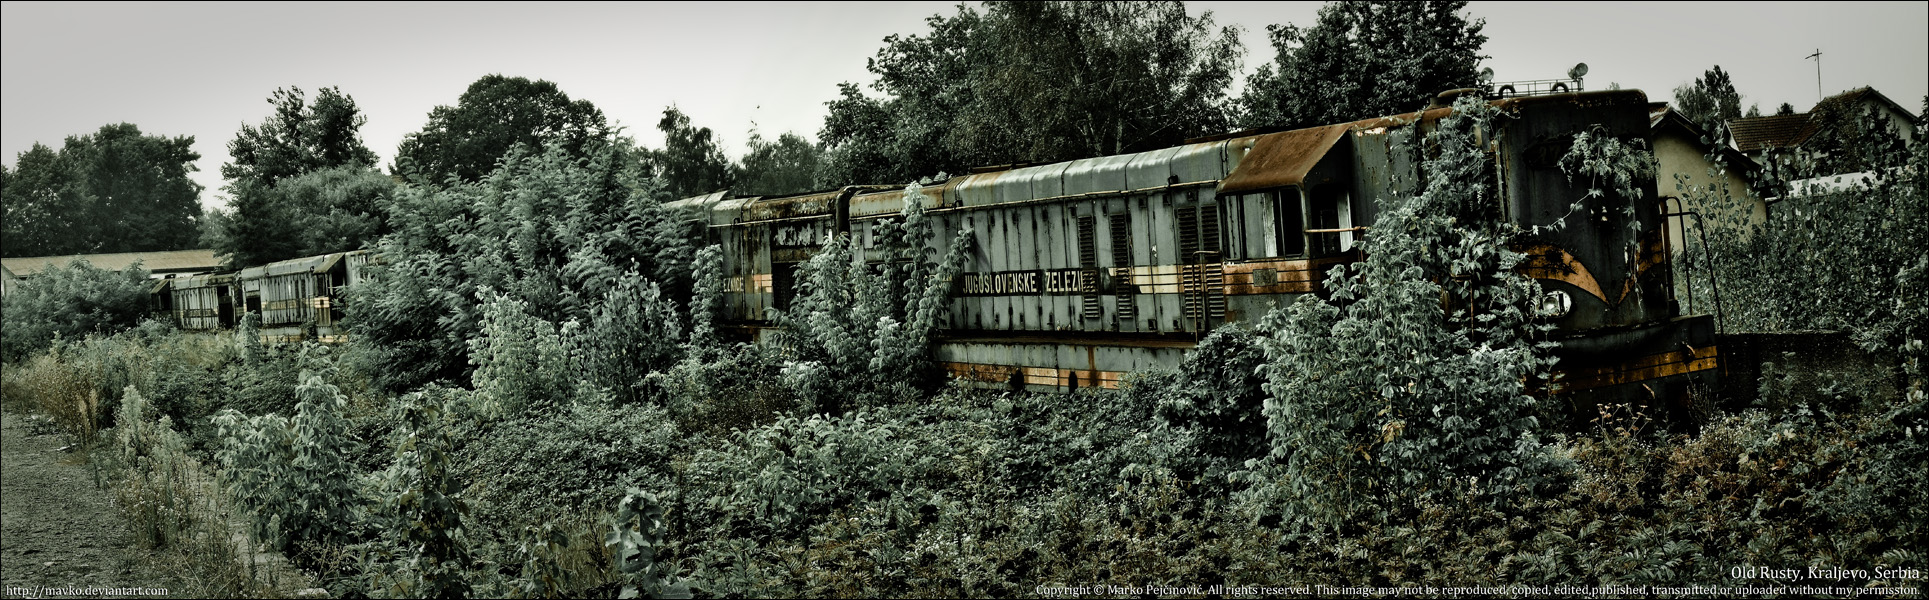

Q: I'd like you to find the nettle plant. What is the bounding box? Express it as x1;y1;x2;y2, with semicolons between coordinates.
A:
775;183;972;412
470;272;688;416
469;291;586;416
358;386;478;599
213;344;361;560
1238;96;1569;529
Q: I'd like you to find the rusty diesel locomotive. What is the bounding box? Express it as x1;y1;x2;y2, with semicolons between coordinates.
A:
667;89;1721;412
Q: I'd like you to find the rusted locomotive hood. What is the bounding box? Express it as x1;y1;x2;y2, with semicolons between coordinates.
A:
1217;90;1651;196
740;189;844;222
1216;123;1353;194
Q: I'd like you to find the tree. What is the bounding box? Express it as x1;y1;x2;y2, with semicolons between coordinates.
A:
819;1;1242;186
732;130;822;196
218;86;382;268
1671;65;1743;132
643;107;733;199
2;144;79;256
393;75;610;186
216;165;394;268
1235;1;1488;130
223;86;379;188
2;124;203;256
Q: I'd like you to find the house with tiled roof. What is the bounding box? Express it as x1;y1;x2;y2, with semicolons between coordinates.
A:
1;249;222;297
1725;86;1920;175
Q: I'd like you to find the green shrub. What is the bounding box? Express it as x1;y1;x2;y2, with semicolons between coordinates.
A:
212;344;363;563
774;184;971;413
572;273;686;405
108;386;203;549
349;141;698;393
607;489;690;599
469;291;583;416
1681;102;1926;348
1;258;150;361
357;386;477;599
651;342;794;436
1238;96;1566;529
456;402;679;544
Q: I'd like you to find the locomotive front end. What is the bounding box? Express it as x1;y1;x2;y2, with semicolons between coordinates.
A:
1494;91;1721;423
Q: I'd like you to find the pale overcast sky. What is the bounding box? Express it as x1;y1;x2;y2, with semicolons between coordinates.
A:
4;1;1925;213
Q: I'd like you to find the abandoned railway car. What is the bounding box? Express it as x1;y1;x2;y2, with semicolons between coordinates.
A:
667;89;1721;411
153;250;375;343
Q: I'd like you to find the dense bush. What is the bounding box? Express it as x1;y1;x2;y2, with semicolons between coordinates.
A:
1681;103;1927;349
454;401;679;546
1;258;151;361
212;344;362;563
774;184;971;412
349;141;698;392
1;322;228;440
1238;96;1566;529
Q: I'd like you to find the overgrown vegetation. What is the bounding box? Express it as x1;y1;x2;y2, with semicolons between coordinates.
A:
5;3;1924;598
1;259;152;361
1237;97;1564;530
1679;94;1926;354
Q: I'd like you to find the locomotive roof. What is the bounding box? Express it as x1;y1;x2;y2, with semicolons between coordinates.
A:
668;90;1651;224
237;251;349;279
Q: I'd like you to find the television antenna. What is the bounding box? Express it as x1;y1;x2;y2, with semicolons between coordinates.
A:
1805;49;1823;101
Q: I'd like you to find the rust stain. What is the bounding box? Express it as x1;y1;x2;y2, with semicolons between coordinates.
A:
1217;124;1352;194
941;361;1126;390
1221;254;1357;295
1517;244;1608;303
742;190;843;222
1558;345;1720;393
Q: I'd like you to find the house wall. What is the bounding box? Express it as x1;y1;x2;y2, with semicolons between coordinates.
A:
1653;132;1763;254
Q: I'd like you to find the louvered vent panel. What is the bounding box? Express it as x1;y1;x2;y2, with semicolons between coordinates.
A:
1109;212;1136;320
1201;205;1225;319
1077;215;1101;319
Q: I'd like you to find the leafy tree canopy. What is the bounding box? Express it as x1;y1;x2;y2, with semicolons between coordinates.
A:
1671;65;1743;132
2;124;203;256
731;130;822;197
223;86;379;188
216;86;383;268
820;1;1242;186
1236;1;1488;130
207;165;397;268
642;107;734;200
394;75;610;186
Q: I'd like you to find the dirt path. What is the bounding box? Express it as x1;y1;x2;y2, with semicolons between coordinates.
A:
1;411;174;597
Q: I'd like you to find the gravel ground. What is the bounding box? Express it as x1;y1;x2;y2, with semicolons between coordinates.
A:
1;411;176;598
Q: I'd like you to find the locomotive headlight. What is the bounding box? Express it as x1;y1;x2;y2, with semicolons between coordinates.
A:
1538;290;1573;318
